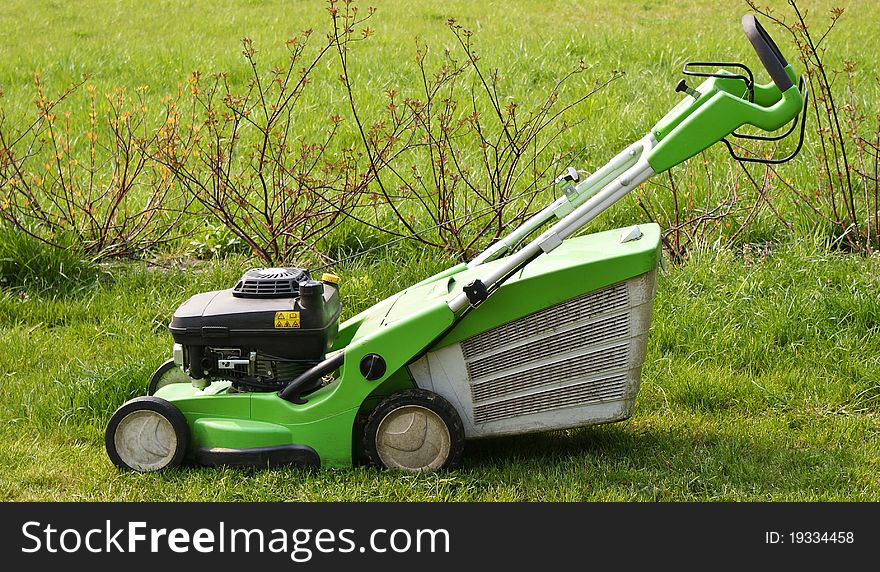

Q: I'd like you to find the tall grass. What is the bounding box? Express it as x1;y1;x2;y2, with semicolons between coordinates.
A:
0;226;101;292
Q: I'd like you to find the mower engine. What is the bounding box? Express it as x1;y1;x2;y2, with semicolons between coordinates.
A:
168;267;341;392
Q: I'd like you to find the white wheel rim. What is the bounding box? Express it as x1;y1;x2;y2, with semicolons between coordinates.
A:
375;405;451;471
154;366;191;391
114;409;178;471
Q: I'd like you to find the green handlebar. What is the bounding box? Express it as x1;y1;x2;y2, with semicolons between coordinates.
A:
645;15;804;174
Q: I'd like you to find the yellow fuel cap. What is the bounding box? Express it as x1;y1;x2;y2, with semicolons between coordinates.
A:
321;272;340;285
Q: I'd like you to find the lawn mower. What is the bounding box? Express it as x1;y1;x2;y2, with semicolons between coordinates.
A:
105;14;807;472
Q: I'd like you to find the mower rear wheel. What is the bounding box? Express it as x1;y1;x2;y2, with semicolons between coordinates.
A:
364;389;464;472
105;396;190;472
147;358;191;395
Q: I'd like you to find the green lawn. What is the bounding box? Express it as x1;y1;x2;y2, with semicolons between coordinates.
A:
1;0;879;500
1;238;878;501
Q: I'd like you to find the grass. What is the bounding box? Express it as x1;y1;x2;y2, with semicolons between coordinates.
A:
0;238;878;501
0;229;102;292
0;0;879;500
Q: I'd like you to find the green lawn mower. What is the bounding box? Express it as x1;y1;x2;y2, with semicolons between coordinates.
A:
106;14;807;472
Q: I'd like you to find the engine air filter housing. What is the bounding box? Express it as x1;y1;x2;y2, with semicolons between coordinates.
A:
232;267;309;298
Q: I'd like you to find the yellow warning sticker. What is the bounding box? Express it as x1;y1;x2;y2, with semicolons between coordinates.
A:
274;311;301;329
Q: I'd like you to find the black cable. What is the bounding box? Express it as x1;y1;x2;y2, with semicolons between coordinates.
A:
722;81;809;165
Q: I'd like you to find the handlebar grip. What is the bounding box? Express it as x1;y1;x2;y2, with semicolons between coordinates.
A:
742;13;794;92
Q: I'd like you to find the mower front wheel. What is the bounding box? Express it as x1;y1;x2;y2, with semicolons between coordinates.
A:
105;396;190;472
147;358;191;395
364;389;464;472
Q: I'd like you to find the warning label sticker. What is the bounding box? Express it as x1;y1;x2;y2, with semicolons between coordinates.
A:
274;311;301;329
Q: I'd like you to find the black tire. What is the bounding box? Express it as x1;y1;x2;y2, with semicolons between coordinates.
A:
105;396;190;472
364;389;464;472
147;358;191;395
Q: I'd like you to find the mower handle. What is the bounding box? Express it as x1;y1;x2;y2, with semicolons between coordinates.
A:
741;13;793;92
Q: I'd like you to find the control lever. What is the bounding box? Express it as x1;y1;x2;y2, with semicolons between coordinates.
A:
675;79;701;99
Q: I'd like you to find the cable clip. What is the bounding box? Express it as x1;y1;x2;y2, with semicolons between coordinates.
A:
463;279;489;307
555;166;579;199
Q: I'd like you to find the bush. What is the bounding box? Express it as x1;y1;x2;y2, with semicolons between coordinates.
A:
0;76;191;259
333;2;620;260
750;0;879;253
156;30;366;266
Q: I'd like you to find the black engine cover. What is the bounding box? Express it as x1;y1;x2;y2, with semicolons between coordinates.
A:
168;270;341;363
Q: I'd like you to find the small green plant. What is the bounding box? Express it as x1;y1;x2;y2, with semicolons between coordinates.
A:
188;222;249;259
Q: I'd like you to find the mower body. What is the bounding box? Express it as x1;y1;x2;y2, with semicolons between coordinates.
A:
153;224;661;468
